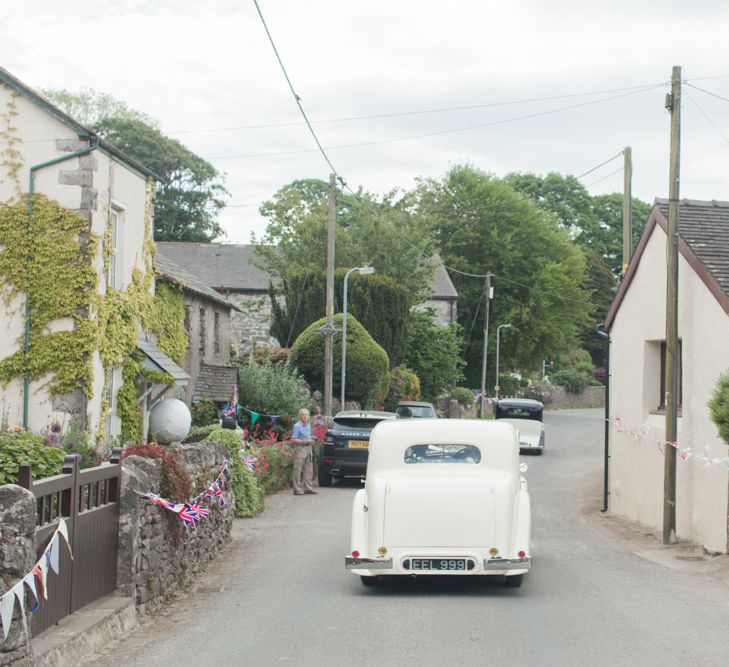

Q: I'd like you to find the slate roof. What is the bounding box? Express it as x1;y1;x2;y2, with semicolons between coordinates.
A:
154;254;241;311
156;242;275;292
655;198;729;298
192;363;240;403
137;338;190;386
429;254;458;299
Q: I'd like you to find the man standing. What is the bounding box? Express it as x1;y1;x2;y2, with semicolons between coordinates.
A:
291;408;317;495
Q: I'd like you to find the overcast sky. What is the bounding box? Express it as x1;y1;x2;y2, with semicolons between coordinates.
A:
3;1;729;243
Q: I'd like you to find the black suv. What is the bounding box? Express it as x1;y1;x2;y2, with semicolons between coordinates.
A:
318;410;397;487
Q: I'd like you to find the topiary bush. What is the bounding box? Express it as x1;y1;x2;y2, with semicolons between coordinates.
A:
0;429;66;485
290;313;389;407
550;369;590;394
206;427;265;517
709;371;729;445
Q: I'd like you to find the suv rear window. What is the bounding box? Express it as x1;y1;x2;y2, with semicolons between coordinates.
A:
333;417;387;430
404;444;481;464
396;405;435;418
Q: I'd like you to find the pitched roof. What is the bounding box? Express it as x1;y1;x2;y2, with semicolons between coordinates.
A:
429;254;458;299
154;254;241;311
0;66;159;181
156;242;275;292
137;338;190;386
605;199;729;329
192;363;240;403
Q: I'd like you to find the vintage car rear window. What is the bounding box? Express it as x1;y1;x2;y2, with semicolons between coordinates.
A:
498;407;538;419
404;444;481;464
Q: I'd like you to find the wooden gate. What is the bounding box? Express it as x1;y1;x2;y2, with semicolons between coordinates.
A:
18;449;122;636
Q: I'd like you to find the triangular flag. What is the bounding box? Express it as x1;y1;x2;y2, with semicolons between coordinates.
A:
57;518;72;557
12;582;27;634
33;565;46;601
270;415;280;424
48;534;60;574
250;411;260;426
23;573;39;614
1;590;15;640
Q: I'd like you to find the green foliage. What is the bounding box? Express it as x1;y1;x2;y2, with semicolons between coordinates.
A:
0;430;65;485
709;372;729;446
250;439;294;495
238;361;310;420
270;268;411;363
255;179;434;300
191;399;218;427
404;309;465;401
60;422;99;469
146;281;188;365
414;165;591;385
290;313;389;407
550;369;591;394
41;88;157;128
496;374;521;397
384;365;421;411
184;423;219;443
123;443;192;501
451;387;474;407
206;427;265;517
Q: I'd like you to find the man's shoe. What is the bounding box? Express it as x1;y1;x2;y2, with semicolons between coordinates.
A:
293;491;304;495
304;490;318;494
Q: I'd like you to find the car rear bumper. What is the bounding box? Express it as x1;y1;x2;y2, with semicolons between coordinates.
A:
483;556;531;571
345;557;393;570
346;554;531;575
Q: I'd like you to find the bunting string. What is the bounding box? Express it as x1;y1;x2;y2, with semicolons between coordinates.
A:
1;518;72;642
610;415;729;468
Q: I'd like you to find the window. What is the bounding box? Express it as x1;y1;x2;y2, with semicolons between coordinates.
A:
213;311;220;354
106;208;122;289
404;444;481;464
104;367;122;444
199;308;206;353
183;306;191;334
659;340;683;410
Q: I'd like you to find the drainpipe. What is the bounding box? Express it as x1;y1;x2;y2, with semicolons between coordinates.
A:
23;142;98;428
597;328;610;512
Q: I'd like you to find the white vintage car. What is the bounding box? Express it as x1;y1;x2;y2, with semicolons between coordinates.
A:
345;419;531;587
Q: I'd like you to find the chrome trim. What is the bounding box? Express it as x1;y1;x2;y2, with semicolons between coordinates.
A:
484;556;531;570
345;556;393;570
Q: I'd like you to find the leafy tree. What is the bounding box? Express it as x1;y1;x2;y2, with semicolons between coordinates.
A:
580;251;617;364
42;89;228;242
404;309;465;401
255;179;435;299
270;268;410;364
709;372;729;446
289;314;389;407
413;165;591;386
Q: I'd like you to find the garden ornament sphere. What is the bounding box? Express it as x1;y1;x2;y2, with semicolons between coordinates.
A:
149;398;192;444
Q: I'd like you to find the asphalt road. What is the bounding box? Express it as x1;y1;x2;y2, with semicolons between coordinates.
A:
86;410;729;666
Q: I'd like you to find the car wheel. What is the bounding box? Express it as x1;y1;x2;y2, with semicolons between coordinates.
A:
318;470;333;487
504;574;523;588
360;576;378;587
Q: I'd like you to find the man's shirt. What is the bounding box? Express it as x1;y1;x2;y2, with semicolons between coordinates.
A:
291;420;312;442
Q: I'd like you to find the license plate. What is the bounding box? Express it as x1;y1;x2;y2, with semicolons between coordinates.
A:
410;558;469;571
348;440;369;449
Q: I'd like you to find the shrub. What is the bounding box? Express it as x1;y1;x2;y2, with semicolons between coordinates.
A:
60;422;99;469
123;443;191;502
383;365;421;411
496;374;521;397
250;437;294;494
184;423;219;443
709;371;729;446
550;369;590;394
206;427;265;517
451;387;474;407
290;313;389;407
191;398;217;426
252;345;291;366
0;429;65;485
238;361;310;424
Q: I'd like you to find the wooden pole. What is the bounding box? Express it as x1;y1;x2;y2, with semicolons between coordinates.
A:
622;146;632;274
324;174;336;418
663;66;681;545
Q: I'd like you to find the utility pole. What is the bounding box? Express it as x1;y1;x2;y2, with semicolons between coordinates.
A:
663;66;681;545
323;174;336;418
479;274;493;418
622;146;632;274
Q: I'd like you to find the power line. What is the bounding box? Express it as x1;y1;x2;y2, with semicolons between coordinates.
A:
583;166;624;189
684;90;729;147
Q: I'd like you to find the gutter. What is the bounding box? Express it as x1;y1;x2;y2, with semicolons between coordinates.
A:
23;141;99;428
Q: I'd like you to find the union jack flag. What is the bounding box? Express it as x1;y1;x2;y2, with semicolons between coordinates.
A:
245;456;257;472
204;481;225;506
179;504;200;526
190;502;210;520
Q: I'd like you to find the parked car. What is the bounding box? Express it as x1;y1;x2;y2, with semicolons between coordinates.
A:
494;398;545;454
395;401;438;419
318;410;397;487
345;419;531;587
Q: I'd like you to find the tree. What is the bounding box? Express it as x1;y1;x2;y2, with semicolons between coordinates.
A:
404;309;465;401
42;89;228;242
255;179;435;299
413;165;591;386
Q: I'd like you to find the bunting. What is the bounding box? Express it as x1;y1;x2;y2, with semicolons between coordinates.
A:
0;518;71;642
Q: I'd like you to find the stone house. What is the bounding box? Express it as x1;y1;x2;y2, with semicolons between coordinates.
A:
156;242;458;357
604;199;729;553
0;67;187;444
154;254;240;409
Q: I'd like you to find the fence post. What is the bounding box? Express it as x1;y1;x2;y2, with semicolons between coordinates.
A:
109;448;122;502
18;465;33;491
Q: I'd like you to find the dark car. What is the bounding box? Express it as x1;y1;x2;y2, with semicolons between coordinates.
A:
395;401;438;419
318;410;397;487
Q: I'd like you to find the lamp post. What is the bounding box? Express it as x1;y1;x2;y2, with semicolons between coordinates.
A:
341;266;375;407
495;324;513;399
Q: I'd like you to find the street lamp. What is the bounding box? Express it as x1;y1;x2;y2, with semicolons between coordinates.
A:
495;323;513;399
341;266;375;407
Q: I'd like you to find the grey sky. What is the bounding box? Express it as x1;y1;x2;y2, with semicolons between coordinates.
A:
2;1;729;242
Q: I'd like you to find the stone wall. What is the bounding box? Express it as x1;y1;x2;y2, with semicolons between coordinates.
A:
228;292;280;359
0;485;36;666
117;442;234;613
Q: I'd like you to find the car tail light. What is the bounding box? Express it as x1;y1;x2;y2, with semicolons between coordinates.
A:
378;546;388;556
352;550;360;558
323;458;335;464
489;547;499;556
518;550;526;558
